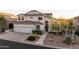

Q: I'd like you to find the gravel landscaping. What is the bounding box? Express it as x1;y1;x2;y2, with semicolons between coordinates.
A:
44;33;79;49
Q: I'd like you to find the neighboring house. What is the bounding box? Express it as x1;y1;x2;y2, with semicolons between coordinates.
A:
73;16;79;30
8;10;52;33
6;18;17;29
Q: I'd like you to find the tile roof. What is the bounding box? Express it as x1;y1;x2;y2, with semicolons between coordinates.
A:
25;10;52;17
8;21;44;25
6;18;17;21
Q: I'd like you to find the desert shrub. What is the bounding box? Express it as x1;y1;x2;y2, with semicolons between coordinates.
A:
72;42;76;45
52;32;57;35
74;30;79;36
49;31;52;33
27;36;36;41
1;28;5;32
63;37;72;45
32;30;43;35
58;32;63;35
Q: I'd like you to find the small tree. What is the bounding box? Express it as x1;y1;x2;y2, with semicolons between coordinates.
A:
0;16;6;32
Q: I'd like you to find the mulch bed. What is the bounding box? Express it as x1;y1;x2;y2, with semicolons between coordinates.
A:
24;35;40;43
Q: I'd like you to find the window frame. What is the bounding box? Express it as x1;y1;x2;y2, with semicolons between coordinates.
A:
22;16;24;20
18;16;20;20
38;17;42;20
30;16;33;18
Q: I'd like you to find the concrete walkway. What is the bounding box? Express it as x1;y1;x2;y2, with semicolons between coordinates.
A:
35;32;48;44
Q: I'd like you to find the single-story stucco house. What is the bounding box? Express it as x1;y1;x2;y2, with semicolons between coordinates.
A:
7;10;53;33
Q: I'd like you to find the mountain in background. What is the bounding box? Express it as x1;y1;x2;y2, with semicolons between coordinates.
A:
0;12;17;18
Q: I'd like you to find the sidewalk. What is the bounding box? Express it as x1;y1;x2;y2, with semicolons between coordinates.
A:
35;32;48;44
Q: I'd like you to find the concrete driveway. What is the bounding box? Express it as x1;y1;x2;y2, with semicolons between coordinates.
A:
0;32;31;42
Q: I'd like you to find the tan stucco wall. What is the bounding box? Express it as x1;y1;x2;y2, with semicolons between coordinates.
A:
17;11;52;32
24;16;44;21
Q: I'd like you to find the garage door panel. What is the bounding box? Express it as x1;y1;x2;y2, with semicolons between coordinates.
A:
14;27;32;33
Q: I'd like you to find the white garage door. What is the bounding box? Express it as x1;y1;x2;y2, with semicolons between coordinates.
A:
14;27;32;33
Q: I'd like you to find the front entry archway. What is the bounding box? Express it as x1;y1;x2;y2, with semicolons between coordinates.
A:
36;25;40;31
9;23;14;29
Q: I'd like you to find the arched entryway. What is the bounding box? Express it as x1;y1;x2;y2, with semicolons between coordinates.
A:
9;23;14;29
45;21;49;32
36;25;40;31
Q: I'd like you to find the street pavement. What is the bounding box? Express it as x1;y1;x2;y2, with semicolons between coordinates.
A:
0;39;53;49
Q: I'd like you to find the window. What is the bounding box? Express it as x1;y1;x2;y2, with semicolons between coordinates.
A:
45;21;48;23
22;16;24;20
30;17;33;18
18;17;20;20
38;17;42;20
45;21;49;25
